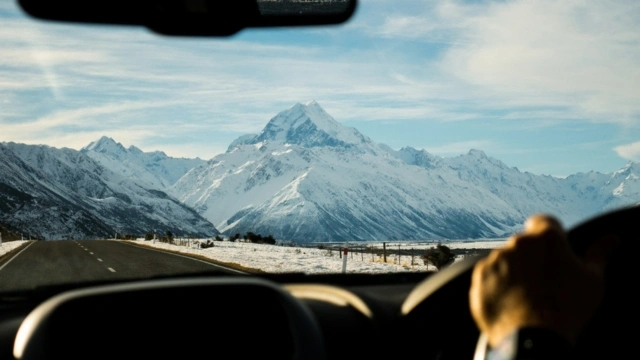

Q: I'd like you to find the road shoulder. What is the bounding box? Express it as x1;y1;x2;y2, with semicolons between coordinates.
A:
0;241;34;269
120;241;263;274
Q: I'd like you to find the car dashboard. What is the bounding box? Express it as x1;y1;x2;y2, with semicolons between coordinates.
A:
0;267;481;360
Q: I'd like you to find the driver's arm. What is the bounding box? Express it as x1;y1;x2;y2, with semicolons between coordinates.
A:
469;215;617;359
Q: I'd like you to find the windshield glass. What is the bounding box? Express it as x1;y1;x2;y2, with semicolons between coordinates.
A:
1;0;640;292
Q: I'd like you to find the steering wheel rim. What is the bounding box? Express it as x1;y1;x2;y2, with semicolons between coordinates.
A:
401;205;640;359
13;277;327;360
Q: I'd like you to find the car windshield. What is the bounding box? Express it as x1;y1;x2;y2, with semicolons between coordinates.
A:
1;0;640;293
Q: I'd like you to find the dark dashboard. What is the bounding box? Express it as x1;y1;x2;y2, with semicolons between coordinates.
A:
0;269;480;360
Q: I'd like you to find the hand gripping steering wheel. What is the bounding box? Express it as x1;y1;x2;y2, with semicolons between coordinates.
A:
401;205;640;360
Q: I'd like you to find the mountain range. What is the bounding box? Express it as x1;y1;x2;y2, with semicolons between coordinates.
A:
2;101;639;241
0;142;216;240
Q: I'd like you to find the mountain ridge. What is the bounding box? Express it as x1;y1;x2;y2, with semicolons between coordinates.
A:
3;101;639;241
167;101;640;241
0;142;218;240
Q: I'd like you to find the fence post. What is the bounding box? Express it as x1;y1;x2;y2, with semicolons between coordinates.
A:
383;242;387;263
342;248;348;273
411;248;415;268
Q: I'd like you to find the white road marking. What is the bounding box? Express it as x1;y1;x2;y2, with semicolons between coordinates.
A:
108;267;116;273
97;258;103;262
90;252;94;255
0;242;35;272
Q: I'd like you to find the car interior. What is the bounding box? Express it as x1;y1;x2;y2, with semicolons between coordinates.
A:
0;206;636;360
0;1;637;359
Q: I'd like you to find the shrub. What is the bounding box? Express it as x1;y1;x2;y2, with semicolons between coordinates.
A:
264;235;276;245
421;243;455;270
200;240;215;249
241;232;277;245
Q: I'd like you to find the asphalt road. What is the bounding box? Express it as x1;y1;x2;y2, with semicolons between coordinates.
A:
0;240;244;292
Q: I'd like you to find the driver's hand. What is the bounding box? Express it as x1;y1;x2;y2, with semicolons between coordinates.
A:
469;214;618;348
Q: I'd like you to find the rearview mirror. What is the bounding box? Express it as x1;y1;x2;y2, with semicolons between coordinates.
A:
17;0;358;36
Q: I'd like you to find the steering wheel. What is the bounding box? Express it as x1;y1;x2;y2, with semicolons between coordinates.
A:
13;278;327;360
400;205;640;359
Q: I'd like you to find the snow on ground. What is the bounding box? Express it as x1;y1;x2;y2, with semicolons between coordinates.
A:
126;238;504;274
347;239;508;250
0;241;30;257
312;239;507;250
445;240;507;249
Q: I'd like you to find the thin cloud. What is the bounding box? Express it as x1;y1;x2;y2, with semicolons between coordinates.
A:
1;0;639;176
614;142;640;162
367;0;640;126
423;140;496;156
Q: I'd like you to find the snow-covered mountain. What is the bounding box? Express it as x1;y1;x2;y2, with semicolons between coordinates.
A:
171;101;640;242
3;101;639;242
81;136;205;190
0;142;217;240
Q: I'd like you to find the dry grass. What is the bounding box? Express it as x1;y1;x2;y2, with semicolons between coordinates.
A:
371;257;397;264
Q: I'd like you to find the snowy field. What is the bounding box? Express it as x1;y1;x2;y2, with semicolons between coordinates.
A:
126;238;507;274
0;241;30;258
303;239;508;251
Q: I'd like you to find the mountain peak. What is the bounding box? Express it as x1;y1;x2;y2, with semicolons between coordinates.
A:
277;101;339;132
250;101;369;148
82;136;126;153
394;147;441;168
467;149;487;158
128;145;144;154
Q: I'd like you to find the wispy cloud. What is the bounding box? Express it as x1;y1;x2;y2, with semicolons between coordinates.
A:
366;0;640;126
614;142;640;162
423;140;496;156
1;0;639;176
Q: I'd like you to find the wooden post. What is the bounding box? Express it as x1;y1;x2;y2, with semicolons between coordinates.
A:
398;244;401;265
342;248;348;273
383;242;387;263
411;248;415;268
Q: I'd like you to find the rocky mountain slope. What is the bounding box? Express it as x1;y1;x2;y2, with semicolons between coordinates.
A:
0;142;217;240
170;101;640;241
4;101;638;242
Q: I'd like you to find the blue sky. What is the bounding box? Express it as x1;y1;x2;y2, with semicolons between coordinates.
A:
2;0;640;177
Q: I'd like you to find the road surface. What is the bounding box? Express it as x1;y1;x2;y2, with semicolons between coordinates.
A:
0;240;244;292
